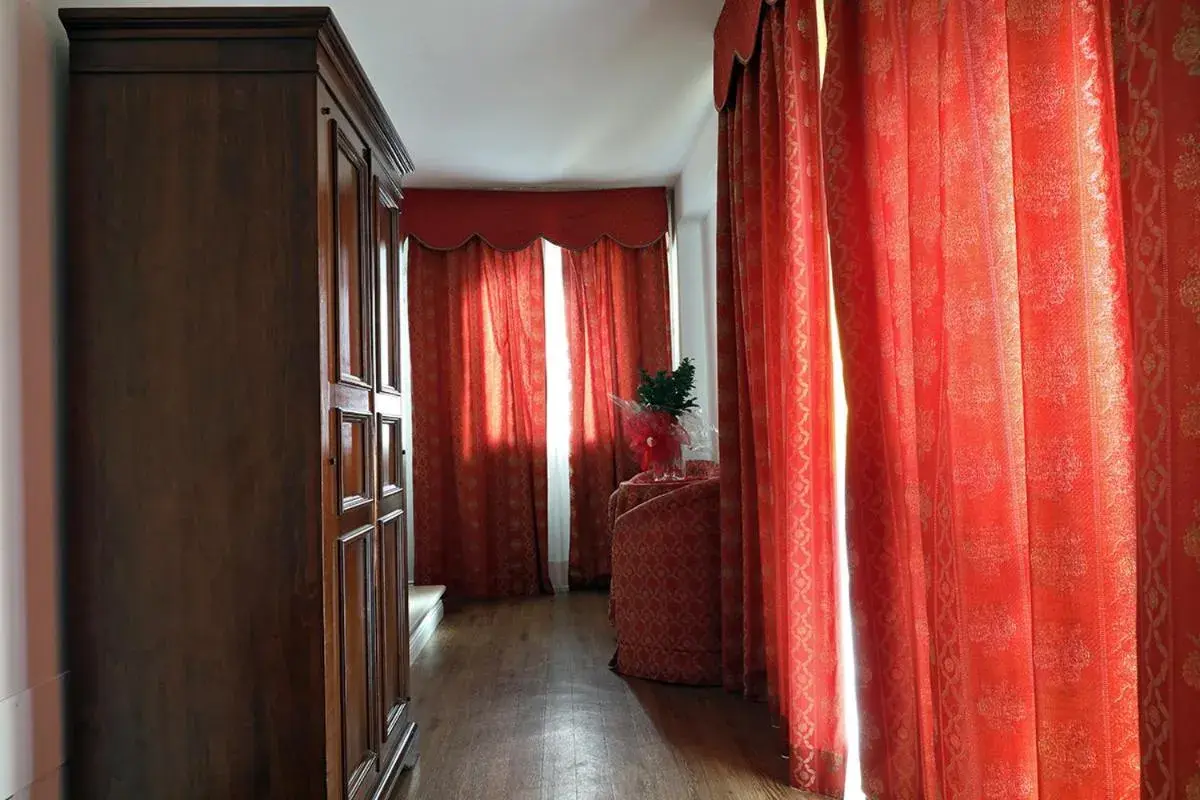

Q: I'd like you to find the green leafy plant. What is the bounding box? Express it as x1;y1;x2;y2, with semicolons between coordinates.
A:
635;358;699;418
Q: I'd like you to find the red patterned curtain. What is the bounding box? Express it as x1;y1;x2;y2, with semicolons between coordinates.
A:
715;0;843;793
563;237;671;588
400;188;669;251
407;239;552;599
1115;2;1200;798
822;0;1139;798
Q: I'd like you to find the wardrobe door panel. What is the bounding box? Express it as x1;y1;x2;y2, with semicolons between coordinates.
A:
377;510;410;741
371;174;411;761
337;410;373;511
333;124;372;388
375;183;402;394
322;99;383;800
379;415;402;498
338;525;379;800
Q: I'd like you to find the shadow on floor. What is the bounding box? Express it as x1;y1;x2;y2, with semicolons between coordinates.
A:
621;672;793;787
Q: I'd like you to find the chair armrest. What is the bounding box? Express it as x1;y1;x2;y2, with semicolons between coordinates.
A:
612;478;720;554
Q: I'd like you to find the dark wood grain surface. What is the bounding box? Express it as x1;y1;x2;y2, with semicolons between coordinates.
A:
61;8;415;798
64;67;326;797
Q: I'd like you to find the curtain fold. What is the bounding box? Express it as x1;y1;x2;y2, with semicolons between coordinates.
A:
716;0;844;793
407;238;552;599
821;1;1139;798
1114;3;1200;798
563;237;671;588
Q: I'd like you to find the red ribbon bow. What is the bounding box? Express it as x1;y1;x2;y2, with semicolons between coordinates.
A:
625;409;684;472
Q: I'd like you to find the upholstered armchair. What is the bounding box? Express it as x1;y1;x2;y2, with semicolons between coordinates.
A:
609;464;721;686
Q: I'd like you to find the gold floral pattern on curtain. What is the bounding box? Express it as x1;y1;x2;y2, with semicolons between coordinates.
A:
822;0;1139;797
716;0;844;793
1115;1;1200;798
407;240;552;599
562;238;672;588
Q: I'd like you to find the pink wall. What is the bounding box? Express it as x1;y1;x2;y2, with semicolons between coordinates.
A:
1;1;65;797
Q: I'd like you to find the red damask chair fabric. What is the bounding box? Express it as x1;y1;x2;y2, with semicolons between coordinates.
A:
607;460;719;622
607;460;720;532
609;469;721;686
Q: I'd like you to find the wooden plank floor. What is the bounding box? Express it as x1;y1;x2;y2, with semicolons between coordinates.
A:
393;592;808;800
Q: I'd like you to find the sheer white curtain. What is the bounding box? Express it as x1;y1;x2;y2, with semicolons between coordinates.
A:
398;238;417;582
542;240;572;592
667;208;682;365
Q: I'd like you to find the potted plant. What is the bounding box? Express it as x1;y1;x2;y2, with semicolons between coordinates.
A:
614;358;700;481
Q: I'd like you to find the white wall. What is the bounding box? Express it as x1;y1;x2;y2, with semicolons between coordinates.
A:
672;108;718;446
0;1;66;797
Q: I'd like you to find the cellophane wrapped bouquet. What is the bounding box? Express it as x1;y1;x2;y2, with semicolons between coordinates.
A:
612;358;713;481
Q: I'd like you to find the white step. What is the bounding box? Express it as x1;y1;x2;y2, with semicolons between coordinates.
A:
408;584;446;664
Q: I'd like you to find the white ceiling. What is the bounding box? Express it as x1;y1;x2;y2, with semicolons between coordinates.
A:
48;0;724;189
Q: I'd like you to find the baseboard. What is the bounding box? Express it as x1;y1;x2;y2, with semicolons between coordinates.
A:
8;767;62;800
0;673;65;799
409;599;443;664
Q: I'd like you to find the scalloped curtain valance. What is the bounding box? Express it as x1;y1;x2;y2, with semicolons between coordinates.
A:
398;188;670;252
713;0;780;110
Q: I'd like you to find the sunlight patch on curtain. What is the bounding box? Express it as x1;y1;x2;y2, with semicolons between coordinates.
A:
832;256;862;800
819;0;861;791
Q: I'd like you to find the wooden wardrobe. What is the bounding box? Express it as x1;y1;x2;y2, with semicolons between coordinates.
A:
61;8;417;799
